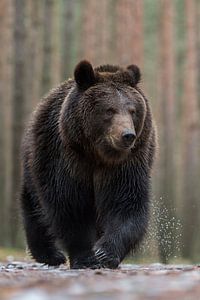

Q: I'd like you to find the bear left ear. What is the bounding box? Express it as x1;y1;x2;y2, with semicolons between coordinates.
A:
74;60;96;90
127;64;141;85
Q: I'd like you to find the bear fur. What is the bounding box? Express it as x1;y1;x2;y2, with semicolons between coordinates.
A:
20;60;157;269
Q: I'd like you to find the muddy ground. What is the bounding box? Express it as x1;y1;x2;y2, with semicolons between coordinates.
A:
0;262;200;299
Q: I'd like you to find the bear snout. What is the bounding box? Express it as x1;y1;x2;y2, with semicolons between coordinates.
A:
107;129;136;151
121;129;136;147
107;114;136;150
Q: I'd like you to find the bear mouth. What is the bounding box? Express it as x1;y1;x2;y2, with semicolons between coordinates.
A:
113;141;135;151
95;138;132;164
106;136;135;152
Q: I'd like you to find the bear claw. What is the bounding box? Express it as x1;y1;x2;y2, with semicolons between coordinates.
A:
94;248;120;269
70;249;120;269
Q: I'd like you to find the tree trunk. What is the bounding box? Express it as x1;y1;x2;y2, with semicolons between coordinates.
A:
157;0;176;263
95;0;110;65
50;1;62;86
131;0;144;66
0;0;14;246
41;0;53;94
82;0;98;64
182;0;200;261
61;0;76;79
116;0;144;66
116;0;130;65
8;0;28;247
25;0;44;116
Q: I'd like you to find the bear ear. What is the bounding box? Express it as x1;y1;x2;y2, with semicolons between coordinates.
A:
127;64;141;85
74;60;96;89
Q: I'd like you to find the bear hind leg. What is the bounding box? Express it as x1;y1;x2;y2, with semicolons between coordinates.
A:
20;183;66;266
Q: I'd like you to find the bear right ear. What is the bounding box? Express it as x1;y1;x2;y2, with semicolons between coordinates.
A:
74;60;96;89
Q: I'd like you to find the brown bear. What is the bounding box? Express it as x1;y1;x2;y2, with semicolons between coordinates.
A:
20;60;157;269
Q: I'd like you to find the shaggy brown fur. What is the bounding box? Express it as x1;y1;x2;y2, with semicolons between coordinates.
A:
20;60;157;269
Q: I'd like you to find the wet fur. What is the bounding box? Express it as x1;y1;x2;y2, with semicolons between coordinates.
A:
20;61;157;269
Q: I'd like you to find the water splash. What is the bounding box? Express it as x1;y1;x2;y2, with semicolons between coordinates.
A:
139;196;182;262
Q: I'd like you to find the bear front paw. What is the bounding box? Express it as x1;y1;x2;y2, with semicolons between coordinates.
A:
70;254;101;269
70;250;120;269
35;250;66;266
94;249;120;269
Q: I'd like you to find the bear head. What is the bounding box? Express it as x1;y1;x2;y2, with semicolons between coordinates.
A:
60;60;147;164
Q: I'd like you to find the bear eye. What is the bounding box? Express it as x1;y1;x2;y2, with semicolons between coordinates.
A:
106;108;115;116
130;109;136;116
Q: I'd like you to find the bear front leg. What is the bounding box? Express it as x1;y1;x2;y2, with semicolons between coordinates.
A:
93;161;150;268
93;213;148;268
65;225;99;269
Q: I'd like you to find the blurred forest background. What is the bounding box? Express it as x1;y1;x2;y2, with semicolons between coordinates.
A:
0;0;200;263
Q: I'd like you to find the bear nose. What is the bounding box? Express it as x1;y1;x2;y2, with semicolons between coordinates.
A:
122;130;136;146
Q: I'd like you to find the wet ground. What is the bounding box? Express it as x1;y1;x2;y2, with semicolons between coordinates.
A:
0;262;200;299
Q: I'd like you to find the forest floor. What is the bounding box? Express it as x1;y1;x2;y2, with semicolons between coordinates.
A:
0;261;200;300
